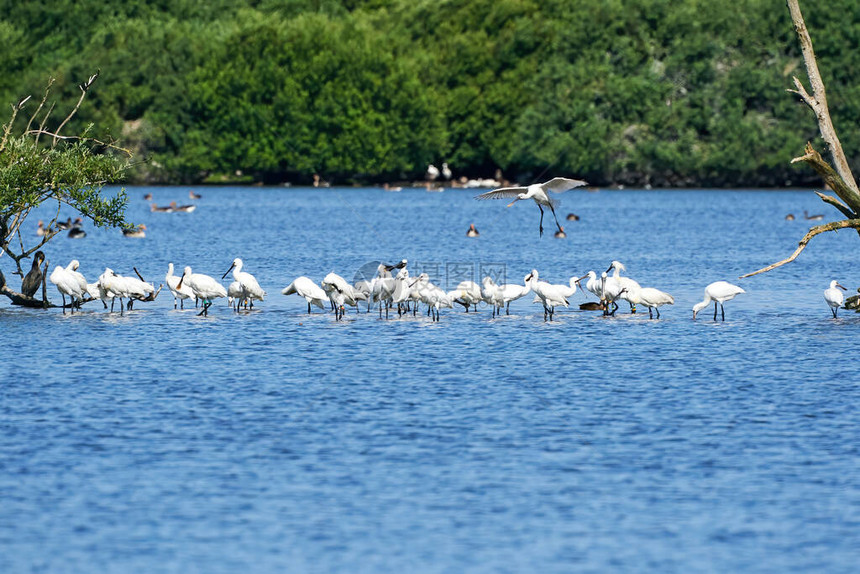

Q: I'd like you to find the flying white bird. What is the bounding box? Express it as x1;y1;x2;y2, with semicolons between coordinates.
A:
692;281;745;321
475;177;588;236
823;280;847;318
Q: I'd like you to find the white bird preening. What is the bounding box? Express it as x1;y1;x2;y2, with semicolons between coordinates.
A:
176;266;227;316
49;260;87;313
824;280;847;318
448;280;482;313
282;276;328;314
321;272;366;320
222;258;266;311
692;281;746;321
166;262;195;309
525;269;569;321
606;261;641;313
475;177;588;237
600;271;625;316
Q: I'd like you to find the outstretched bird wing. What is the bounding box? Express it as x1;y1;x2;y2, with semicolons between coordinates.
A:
475;186;527;200
542;177;588;193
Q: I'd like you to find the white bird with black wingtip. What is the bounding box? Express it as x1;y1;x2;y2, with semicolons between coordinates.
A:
475;177;588;237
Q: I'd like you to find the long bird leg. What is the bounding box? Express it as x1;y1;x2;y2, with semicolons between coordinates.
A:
308;301;312;314
713;302;718;321
538;205;545;237
506;302;510;315
548;202;564;234
832;306;838;318
61;294;66;314
721;303;726;321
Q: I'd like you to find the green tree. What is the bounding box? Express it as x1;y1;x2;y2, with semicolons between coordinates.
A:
0;75;130;307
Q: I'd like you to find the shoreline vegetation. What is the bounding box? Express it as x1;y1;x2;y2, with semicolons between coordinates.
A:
2;1;860;188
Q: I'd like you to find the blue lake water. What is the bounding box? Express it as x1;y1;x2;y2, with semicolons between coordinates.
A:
1;186;859;572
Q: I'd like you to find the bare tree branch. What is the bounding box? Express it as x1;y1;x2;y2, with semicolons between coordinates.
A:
27;128;132;156
741;218;860;278
53;69;99;147
26;78;55;134
787;0;860;201
815;191;856;219
791;142;860;215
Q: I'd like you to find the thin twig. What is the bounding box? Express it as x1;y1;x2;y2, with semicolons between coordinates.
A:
26;78;54;134
53;70;99;147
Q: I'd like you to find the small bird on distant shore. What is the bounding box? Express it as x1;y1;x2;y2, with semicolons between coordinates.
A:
566;213;580;221
466;224;479;237
804;210;824;221
554;227;566;238
189;190;202;200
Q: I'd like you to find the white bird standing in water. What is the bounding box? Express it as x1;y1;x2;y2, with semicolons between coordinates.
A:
177;266;227;316
577;271;604;300
525;270;569;321
636;287;675;319
448;280;482;313
475;177;588;237
282;276;328;314
692;281;745;321
49;263;86;313
222;258;266;309
824;280;847;318
606;261;641;313
166;262;195;309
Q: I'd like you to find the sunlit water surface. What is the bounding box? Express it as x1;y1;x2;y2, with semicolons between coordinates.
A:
2;187;858;573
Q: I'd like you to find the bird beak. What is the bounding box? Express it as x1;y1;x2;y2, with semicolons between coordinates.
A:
604;264;613;274
576;273;589;283
221;264;234;279
837;282;848;290
506;200;516;208
177;277;184;290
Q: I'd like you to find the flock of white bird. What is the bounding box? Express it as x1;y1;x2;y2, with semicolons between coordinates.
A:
43;173;851;321
45;255;848;321
45;256;850;320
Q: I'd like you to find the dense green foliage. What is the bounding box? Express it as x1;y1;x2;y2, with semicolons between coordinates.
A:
2;0;859;186
0;92;130;277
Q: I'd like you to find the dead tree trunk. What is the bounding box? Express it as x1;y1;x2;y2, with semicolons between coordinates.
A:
743;0;860;277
